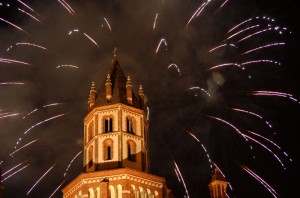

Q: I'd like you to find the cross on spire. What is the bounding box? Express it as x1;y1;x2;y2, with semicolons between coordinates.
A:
113;47;118;56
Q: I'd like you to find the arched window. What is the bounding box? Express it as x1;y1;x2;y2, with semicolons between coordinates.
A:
88;121;94;142
126;117;135;134
104;117;113;133
103;139;113;160
88;145;93;167
127;140;136;161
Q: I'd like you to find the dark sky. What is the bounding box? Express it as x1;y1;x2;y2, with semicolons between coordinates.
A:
0;0;299;197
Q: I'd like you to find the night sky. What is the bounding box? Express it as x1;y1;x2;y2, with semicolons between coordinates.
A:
0;0;299;197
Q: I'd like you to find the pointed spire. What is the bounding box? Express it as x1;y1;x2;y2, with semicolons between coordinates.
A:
126;75;133;104
209;167;228;198
88;81;96;110
105;74;112;101
139;85;145;107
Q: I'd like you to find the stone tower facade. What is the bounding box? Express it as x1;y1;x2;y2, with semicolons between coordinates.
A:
208;167;228;198
62;53;172;198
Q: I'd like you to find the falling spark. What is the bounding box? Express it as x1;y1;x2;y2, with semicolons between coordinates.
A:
207;63;243;70
209;44;227;52
15;113;67;148
241;59;281;66
49;179;67;198
209;115;252;150
83;33;100;48
10;139;39;156
224;25;260;41
26;164;56;195
1;163;29;182
167;63;182;76
57;0;75;15
17;8;40;22
238;28;272;43
16;42;47;50
2;161;26;176
0;18;28;33
188;87;212;98
227;18;252;34
0;82;24;86
186;2;206;27
241;165;278;197
251;91;299;103
0;58;31;65
0;112;20;119
63;151;82;177
103;18;112;33
155;38;167;53
153;13;158;30
56;65;79;69
186;130;214;170
244;134;285;168
17;0;34;12
43;103;63;108
174;161;190;198
213;163;233;191
241;42;285;55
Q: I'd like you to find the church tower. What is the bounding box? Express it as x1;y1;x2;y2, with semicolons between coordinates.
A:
208;167;228;198
62;51;172;198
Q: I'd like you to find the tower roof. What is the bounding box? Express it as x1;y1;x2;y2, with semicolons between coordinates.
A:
211;167;227;182
94;55;142;109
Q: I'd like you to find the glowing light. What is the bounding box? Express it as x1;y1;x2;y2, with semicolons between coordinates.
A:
63;151;82;177
174;161;190;198
83;33;100;48
103;18;112;33
241;42;285;55
56;65;79;69
10;139;39;156
0;18;27;33
155;38;167;53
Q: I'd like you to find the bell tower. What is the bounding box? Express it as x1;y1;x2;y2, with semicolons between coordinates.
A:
62;51;172;198
83;52;149;173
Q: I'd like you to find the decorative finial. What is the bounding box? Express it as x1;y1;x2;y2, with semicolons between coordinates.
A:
113;47;118;56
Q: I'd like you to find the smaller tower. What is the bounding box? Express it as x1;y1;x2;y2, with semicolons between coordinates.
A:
88;81;97;110
126;76;133;104
138;85;145;107
208;167;228;198
105;74;112;101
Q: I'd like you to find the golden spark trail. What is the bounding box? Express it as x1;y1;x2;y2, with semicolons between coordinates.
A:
0;112;20;119
57;0;75;15
26;164;56;195
16;42;47;50
188;87;212;98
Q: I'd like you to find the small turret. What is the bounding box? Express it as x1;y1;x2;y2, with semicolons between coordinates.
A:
105;74;112;101
138;85;145;107
126;76;133;104
88;82;96;110
208;167;228;198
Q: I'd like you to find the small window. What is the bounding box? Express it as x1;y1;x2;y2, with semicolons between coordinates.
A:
104;117;113;133
126;117;134;134
127;140;136;161
103;139;113;160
